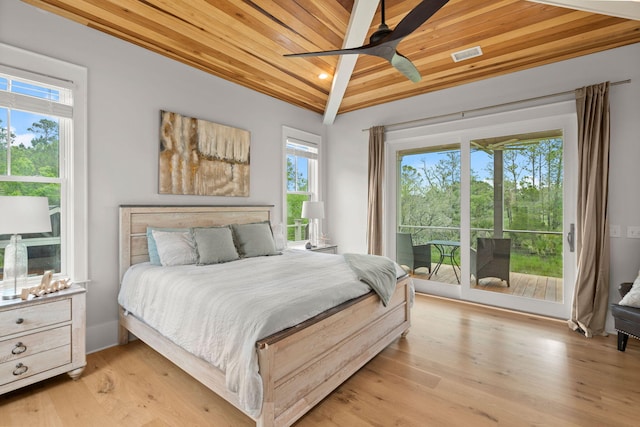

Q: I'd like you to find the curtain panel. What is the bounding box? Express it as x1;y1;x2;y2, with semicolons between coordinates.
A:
568;82;610;338
367;126;385;255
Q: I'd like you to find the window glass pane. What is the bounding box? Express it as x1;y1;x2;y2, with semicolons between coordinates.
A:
0;108;7;175
286;193;311;241
0;77;7;91
469;131;564;299
0;183;61;278
287;154;308;192
398;146;462;283
10;79;60;102
7;111;59;178
285;135;319;243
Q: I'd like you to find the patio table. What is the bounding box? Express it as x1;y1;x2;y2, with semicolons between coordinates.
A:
428;240;460;283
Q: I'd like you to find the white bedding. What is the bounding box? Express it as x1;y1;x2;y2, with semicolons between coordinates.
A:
118;249;409;417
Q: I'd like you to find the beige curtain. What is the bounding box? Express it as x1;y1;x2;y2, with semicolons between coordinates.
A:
568;82;610;338
367;126;385;255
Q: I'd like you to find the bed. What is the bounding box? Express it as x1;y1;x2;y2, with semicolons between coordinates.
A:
118;205;412;427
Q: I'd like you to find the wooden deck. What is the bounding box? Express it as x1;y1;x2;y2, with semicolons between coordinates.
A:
412;264;563;303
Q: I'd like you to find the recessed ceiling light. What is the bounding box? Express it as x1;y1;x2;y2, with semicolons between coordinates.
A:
318;73;329;80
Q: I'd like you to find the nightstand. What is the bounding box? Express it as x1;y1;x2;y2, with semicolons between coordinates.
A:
0;285;86;394
310;244;338;254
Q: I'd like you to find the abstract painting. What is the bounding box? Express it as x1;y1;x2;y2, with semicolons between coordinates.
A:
159;110;250;196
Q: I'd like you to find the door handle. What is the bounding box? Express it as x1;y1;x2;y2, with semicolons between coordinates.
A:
567;223;575;253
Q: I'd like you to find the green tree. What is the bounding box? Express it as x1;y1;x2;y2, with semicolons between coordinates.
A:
0;118;60;204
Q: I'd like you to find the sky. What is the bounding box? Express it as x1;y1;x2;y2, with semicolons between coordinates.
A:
402;149;494;183
1;76;60;148
1;109;46;147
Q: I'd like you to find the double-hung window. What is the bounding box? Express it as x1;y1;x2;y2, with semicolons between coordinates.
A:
284;128;321;243
0;73;69;279
0;44;87;286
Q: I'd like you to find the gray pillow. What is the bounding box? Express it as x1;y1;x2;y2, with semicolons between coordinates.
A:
193;226;239;265
151;229;198;266
232;221;279;258
147;227;190;265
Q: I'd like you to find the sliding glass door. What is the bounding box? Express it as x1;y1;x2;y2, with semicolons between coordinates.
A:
469;130;564;302
397;144;462;285
387;104;577;318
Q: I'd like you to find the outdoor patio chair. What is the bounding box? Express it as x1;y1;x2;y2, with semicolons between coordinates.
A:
470;237;511;286
396;232;431;275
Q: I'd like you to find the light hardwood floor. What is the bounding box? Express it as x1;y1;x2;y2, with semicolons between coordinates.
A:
1;293;638;426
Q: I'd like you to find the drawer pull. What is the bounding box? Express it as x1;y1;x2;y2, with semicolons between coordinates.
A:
13;363;28;376
15;318;24;324
11;342;27;355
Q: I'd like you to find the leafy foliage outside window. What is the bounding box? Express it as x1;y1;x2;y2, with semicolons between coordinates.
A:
399;136;563;278
286;139;317;241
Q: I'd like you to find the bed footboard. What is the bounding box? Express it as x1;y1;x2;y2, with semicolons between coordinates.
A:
256;275;412;427
118;276;411;427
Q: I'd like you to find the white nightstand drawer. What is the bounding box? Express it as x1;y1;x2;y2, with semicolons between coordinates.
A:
0;326;70;365
0;299;71;337
0;345;71;386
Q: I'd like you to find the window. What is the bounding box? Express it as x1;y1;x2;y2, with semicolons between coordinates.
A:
283;127;321;243
0;73;69;279
0;44;87;285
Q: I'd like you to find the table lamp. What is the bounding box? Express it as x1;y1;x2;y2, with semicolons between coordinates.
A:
301;201;324;248
0;196;52;300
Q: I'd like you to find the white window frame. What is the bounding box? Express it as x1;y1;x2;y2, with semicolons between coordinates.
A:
282;126;322;243
1;43;88;285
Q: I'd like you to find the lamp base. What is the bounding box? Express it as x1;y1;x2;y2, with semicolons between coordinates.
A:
2;234;28;301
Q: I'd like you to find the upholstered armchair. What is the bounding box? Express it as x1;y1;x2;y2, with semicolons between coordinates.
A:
611;282;640;351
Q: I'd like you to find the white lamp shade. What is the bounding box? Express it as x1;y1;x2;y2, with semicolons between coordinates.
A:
301;201;325;219
0;196;52;235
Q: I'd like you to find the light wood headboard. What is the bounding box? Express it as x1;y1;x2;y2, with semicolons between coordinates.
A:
119;205;272;280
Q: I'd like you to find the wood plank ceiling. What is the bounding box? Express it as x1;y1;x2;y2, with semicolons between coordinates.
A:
22;0;640;120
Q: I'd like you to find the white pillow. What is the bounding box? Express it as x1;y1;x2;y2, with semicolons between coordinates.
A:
619;271;640;308
152;229;197;266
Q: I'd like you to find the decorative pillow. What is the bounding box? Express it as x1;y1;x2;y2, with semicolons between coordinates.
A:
151;229;197;266
146;227;190;265
620;271;640;308
193;226;239;265
232;221;279;258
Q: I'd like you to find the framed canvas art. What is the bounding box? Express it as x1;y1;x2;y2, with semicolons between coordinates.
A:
159;110;250;196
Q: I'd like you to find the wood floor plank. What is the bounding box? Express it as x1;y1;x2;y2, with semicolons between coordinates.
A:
1;294;638;426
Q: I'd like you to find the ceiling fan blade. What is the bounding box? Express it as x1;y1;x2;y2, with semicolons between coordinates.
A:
390;52;421;82
284;0;448;82
386;0;450;43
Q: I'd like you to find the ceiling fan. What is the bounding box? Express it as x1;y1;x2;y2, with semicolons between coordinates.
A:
284;0;450;83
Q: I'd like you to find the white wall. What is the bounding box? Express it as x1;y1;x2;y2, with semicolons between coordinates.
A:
1;0;323;352
326;43;640;330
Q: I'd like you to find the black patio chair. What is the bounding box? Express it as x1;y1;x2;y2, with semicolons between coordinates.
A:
396;232;431;275
470;237;511;286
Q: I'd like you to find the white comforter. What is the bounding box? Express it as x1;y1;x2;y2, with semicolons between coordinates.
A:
118;249;407;417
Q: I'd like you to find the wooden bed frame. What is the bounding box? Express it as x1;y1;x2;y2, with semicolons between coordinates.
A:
118;205;412;427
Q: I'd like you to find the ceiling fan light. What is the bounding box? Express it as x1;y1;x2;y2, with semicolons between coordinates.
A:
451;46;483;63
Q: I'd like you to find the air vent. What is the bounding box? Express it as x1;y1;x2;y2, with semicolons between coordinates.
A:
451;46;483;63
